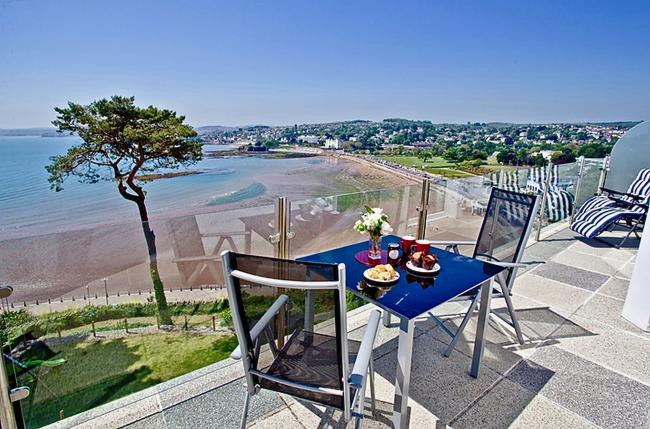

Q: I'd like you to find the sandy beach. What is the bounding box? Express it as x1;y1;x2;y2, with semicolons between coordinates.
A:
0;154;417;305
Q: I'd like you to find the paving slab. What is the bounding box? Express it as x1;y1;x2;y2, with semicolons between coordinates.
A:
554;324;650;385
125;379;284;429
492;295;589;343
512;274;592;313
574;293;650;339
530;261;609;291
449;377;536;429
596;276;629;300
508;395;599;429
551;249;626;276
568;239;637;262
617;260;637;279
528;346;650;429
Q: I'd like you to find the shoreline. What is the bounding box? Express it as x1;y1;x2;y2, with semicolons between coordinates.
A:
0;153;416;304
0;153;414;241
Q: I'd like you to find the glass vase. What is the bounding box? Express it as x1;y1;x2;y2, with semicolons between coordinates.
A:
368;234;382;260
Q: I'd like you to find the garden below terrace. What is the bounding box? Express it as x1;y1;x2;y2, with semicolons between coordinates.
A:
2;291;367;428
2;301;237;428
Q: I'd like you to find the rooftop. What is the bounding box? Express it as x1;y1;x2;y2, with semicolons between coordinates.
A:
46;225;648;429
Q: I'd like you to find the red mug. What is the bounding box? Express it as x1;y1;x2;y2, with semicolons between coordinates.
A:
401;235;416;255
414;239;431;255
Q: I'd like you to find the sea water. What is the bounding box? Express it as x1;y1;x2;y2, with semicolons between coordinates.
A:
0;136;322;235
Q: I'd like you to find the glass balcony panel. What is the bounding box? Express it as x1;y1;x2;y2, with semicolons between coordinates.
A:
290;185;421;258
0;199;276;428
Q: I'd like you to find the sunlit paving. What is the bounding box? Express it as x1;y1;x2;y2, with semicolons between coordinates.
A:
1;1;649;429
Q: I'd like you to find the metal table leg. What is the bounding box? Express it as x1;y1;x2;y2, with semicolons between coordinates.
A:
470;277;494;378
383;310;392;327
392;316;415;429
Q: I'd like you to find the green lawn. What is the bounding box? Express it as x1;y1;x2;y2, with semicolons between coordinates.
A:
378;154;524;178
481;164;519;172
378;155;476;178
20;333;237;428
378;155;454;169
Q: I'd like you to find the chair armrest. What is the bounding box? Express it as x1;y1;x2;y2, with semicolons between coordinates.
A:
609;197;635;207
349;309;382;389
600;187;623;195
600;187;628;197
609;197;648;210
230;294;289;360
429;240;477;247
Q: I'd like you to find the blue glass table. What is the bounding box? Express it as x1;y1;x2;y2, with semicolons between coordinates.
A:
299;235;505;429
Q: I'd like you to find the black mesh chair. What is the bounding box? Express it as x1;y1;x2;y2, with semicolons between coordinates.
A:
429;188;540;355
222;251;381;429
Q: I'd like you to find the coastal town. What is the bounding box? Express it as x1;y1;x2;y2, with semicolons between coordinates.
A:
198;119;635;168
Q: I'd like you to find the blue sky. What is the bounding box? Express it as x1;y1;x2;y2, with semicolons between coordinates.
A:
0;0;649;127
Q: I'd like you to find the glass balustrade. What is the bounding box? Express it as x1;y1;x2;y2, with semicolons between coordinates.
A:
0;158;608;428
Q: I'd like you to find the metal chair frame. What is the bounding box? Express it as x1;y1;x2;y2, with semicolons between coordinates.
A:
428;188;540;354
593;196;647;249
222;251;381;429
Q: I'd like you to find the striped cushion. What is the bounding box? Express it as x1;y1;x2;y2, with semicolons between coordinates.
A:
571;206;645;239
571;168;650;230
627;169;650;201
528;165;559;187
546;189;574;222
493;169;573;222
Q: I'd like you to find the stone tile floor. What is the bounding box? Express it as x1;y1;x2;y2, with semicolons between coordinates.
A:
50;226;649;429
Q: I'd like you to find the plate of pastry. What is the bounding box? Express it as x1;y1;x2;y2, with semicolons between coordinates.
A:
363;264;400;286
406;252;441;276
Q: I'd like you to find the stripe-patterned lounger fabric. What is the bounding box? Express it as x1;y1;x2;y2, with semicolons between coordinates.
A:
571;206;644;238
494;169;573;222
546;189;574;222
570;168;650;238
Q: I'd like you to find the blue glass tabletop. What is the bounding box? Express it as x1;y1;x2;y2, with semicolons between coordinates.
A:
298;235;505;320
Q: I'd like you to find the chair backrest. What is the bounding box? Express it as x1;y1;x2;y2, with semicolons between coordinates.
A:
625;168;650;203
169;216;213;286
221;251;350;414
473;188;540;289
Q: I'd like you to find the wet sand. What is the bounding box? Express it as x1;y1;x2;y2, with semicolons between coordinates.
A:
0;155;416;304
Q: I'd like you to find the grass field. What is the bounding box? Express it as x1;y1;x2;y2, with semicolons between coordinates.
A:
20;332;237;428
378;155;474;178
378;154;521;178
378;155;454;169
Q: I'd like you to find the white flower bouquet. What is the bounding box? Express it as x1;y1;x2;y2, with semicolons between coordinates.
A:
353;206;393;260
353;206;393;237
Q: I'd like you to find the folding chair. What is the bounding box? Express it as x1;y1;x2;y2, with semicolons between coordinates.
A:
428;188;540;354
222;251;381;429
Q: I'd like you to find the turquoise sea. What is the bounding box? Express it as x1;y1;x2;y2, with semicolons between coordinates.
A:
0;136;322;236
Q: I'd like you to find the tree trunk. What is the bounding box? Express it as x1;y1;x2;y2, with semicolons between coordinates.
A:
135;199;172;325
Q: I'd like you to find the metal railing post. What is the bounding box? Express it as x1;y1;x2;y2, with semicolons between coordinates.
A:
535;162;554;241
271;196;292;348
416;179;431;240
570;156;586;222
0;285;28;429
597;155;610;195
274;197;290;259
0;353;17;429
